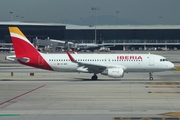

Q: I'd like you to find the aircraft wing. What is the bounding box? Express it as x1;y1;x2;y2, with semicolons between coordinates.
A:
66;50;126;73
50;39;74;44
97;43;116;48
76;61;107;73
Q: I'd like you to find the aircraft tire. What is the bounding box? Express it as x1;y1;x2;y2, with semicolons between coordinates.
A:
149;77;153;81
91;75;98;80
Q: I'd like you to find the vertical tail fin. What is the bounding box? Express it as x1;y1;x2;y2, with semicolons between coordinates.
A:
8;27;53;71
9;27;37;57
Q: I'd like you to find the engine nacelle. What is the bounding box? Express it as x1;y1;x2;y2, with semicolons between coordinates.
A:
101;68;124;78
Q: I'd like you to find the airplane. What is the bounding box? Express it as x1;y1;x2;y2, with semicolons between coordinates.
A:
75;34;115;52
7;27;174;80
43;38;102;52
34;38;74;52
50;40;114;52
75;43;108;52
49;39;74;51
49;34;115;52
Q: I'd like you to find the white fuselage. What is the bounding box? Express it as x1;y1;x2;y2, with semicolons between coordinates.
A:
41;53;174;73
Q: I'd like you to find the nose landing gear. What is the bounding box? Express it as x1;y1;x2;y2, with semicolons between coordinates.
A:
149;72;153;80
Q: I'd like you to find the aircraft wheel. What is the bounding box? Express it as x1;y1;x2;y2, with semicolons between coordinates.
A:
149;72;153;81
91;75;98;80
149;77;153;81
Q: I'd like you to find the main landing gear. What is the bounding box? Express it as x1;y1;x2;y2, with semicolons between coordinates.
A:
149;72;153;80
91;74;98;80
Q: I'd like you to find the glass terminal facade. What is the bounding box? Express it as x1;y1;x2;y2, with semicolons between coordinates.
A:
0;24;65;43
0;22;180;50
65;29;180;43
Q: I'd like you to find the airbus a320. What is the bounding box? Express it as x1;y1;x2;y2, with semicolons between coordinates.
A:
7;27;174;80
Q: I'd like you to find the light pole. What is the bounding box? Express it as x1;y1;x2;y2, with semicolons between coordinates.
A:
116;11;119;25
10;11;13;21
91;7;100;43
80;18;83;41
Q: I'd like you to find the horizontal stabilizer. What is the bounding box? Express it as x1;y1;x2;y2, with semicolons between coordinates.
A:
5;55;30;63
5;55;16;62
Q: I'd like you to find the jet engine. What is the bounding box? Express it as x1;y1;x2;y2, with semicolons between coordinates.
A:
101;68;124;78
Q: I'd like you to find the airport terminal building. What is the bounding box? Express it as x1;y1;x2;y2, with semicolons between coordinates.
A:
0;21;180;50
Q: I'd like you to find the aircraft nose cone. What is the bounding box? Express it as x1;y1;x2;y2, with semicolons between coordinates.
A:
169;62;175;69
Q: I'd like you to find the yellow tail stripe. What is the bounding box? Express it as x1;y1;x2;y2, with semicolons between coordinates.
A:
9;27;26;38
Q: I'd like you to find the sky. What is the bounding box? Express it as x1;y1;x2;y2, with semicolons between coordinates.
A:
1;0;180;25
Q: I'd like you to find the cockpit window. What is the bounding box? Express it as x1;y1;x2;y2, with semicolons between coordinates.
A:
160;59;168;62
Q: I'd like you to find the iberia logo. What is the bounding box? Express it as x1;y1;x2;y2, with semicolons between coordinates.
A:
117;56;142;60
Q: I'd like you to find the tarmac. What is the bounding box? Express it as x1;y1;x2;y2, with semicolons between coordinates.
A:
0;51;180;120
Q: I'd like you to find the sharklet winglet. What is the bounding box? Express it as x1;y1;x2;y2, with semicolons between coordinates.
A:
66;50;77;63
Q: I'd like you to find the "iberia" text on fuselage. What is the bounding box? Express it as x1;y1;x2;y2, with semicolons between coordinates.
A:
117;56;142;60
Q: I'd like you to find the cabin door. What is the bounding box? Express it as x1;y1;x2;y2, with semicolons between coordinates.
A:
149;56;154;66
